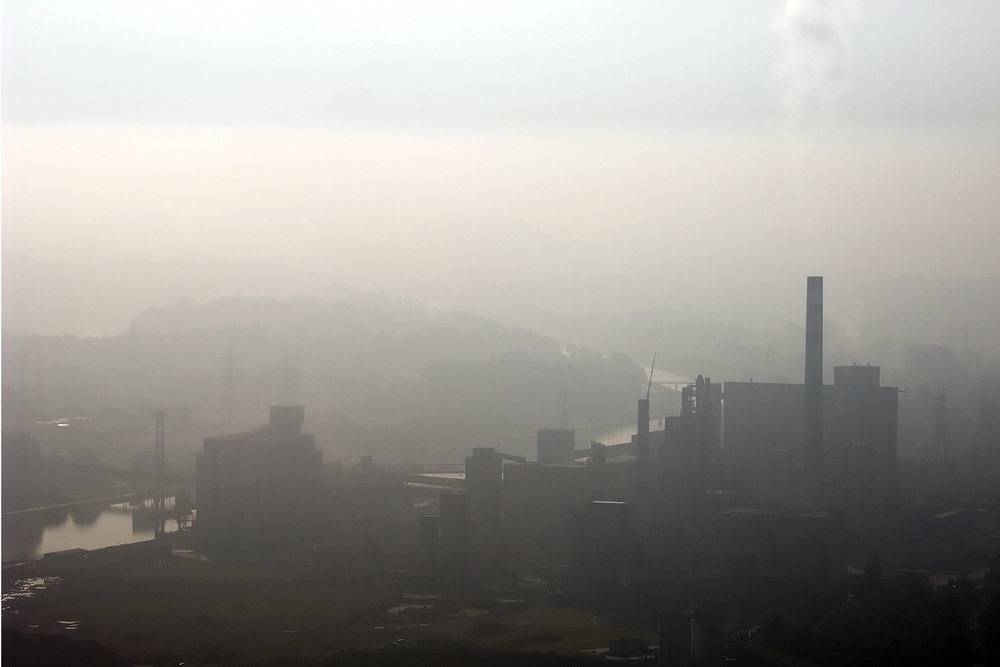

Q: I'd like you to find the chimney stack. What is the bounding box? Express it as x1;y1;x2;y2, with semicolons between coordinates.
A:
803;276;824;509
637;398;650;497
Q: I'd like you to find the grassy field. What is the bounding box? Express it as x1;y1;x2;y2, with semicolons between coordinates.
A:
3;549;656;665
3;553;402;664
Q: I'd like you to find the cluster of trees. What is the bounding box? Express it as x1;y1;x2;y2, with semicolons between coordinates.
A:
1;432;115;510
752;554;1000;666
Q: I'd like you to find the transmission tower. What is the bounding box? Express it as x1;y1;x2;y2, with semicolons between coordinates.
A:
935;388;950;457
154;410;166;537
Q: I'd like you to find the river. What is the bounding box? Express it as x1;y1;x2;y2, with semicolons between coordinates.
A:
576;367;690;447
1;495;189;563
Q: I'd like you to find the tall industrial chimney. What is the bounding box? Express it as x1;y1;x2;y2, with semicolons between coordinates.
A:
637;398;650;498
803;276;824;509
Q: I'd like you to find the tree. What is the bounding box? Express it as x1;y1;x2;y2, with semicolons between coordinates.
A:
859;552;884;597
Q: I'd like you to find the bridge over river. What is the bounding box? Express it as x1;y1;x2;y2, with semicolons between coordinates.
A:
17;456;194;486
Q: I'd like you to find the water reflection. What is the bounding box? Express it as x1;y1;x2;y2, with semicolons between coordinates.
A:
1;576;62;615
1;495;188;562
68;502;104;527
2;512;48;562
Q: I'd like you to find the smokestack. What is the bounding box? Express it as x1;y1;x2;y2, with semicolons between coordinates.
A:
803;276;823;509
637;398;650;497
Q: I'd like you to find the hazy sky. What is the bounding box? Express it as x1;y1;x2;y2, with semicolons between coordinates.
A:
3;1;999;335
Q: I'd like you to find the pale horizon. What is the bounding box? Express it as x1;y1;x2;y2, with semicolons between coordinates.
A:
3;1;999;343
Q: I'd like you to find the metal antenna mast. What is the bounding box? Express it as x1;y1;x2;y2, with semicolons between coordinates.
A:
647;352;657;401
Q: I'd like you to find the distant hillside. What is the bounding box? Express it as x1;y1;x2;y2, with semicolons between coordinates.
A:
2;294;646;463
532;274;1000;383
0;252;360;338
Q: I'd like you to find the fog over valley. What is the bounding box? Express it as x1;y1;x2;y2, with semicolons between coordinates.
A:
3;2;1000;666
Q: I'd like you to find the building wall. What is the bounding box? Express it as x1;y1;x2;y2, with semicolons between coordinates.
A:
439;491;470;571
465;447;503;563
195;408;323;552
709;508;842;581
588;500;635;573
503;456;641;566
537;428;576;463
722;382;807;460
721;372;898;514
503;462;594;565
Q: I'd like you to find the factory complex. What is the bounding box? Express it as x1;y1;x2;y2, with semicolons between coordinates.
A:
185;278;991;662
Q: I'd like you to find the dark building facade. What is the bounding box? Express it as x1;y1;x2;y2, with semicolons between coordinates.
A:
536;428;576;463
503;454;639;567
465;447;504;564
438;491;471;572
504;461;595;565
195;405;323;552
721;366;898;515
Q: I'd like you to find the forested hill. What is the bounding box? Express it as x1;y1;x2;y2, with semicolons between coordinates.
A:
127;293;564;373
2;293;647;464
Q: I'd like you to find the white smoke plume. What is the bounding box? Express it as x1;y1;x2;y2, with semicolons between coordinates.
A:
773;0;861;130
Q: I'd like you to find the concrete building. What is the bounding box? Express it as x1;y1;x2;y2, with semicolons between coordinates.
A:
709;507;841;581
721;366;898;515
503;449;639;566
465;447;503;564
438;491;471;572
536;428;576;463
585;500;636;573
825;364;899;515
717;278;898;516
503;460;594;565
886;503;978;566
418;514;440;573
195;405;322;552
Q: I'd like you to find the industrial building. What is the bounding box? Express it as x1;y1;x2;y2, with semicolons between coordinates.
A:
536;428;575;463
506;278;892;597
465;447;504;564
503;460;594;565
718;366;899;516
195;405;323;552
185;276;982;627
504;439;638;567
438;491;471;573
